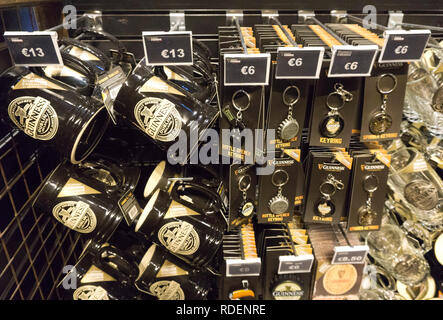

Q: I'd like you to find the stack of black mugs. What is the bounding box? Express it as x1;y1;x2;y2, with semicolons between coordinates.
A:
0;28;226;300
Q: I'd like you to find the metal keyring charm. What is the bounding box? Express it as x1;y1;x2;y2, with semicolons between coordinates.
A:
377;73;397;95
232;89;251;112
272;169;289;187
238;174;251;193
282;85;301;107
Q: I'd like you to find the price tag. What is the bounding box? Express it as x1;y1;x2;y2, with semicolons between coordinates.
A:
224;53;271;86
379;30;431;63
278;254;314;274
118;191;143;226
142;31;193;66
331;245;369;265
328;45;378;77
226;258;261;277
276;47;324;79
4;31;63;66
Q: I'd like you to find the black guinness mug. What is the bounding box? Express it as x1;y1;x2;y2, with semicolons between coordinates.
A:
134;186;224;268
38;50;97;96
58;242;147;300
135;243;210;300
0;67;109;164
114;59;218;153
33;163;123;243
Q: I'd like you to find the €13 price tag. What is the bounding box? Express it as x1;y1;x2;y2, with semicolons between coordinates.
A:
379;29;431;63
224;53;271;86
276;47;324;79
4;31;63;66
328;45;378;78
278;254;314;274
331;245;369;265
143;31;193;66
225;258;261;277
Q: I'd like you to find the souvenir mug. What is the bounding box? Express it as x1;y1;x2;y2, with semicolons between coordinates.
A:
0;66;109;164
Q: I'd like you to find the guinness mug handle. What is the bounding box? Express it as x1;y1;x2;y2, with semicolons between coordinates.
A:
59;37;112;71
94;246;139;284
31;51;97;96
171;181;225;215
74;28;127;64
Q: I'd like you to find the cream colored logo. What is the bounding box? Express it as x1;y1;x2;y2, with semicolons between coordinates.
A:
158;221;200;256
8;96;58;140
52;201;97;233
273;281;303;300
149;280;185;300
73;285;109;300
134;97;182;142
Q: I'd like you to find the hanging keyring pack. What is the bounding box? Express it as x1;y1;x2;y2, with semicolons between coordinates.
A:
227;164;258;230
257;157;300;224
265;64;312;149
309;69;362;148
360;63;408;142
303;151;352;224
346;152;390;232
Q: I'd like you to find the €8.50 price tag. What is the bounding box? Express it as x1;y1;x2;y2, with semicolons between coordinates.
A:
226;258;261;277
379;29;431;63
143;31;193;66
276;47;324;79
224;53;271;86
4;31;63;66
328;45;378;77
331;245;369;265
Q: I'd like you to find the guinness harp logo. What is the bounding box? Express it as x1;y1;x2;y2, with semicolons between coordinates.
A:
272;281;304;300
149;280;185;300
158;221;200;256
52;201;97;233
8;96;58;140
73;285;109;300
134;97;182;142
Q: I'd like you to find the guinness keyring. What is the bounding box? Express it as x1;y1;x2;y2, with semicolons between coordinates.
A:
238;174;254;218
134;188;224;268
369;73;397;135
320;83;352;138
135;243;210;300
278;85;301;141
358;174;379;226
231;89;251;129
268;169;290;215
0;67;110;164
315;174;344;217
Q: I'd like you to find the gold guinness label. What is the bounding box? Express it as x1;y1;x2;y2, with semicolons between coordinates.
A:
272;281;303;300
8;96;58;140
73;285;109;300
134;97;182;142
52;201;97;233
149;280;185;300
157;221;200;256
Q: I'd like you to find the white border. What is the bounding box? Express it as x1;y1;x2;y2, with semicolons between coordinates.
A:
328;45;378;78
4;31;63;67
142;31;194;66
226;258;261;277
378;29;431;63
331;245;369;265
223;53;271;86
275;47;324;79
278;254;314;274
